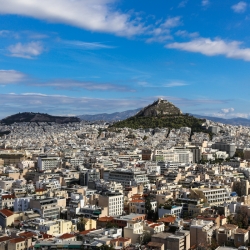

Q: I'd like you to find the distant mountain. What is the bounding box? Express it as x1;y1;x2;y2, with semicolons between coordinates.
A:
1;112;80;125
78;108;141;122
192;114;250;126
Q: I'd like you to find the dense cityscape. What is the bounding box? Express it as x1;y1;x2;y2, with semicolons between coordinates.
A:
1;1;250;250
0;99;249;250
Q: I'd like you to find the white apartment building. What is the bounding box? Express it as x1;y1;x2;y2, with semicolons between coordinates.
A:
14;197;32;212
99;191;124;216
107;169;149;187
154;149;193;163
124;220;144;244
17;160;35;169
158;205;183;218
190;187;231;206
37;155;61;172
36;179;61;190
66;157;85;167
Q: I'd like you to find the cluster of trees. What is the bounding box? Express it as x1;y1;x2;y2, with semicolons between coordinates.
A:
111;114;208;134
145;196;159;221
227;210;249;229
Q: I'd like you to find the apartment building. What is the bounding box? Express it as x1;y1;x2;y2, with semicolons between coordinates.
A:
158;205;183;218
37;155;61;172
124;220;144;244
38;218;75;236
190;187;231;206
152;231;190;250
99;191;124;216
30;198;60;219
107;168;149;187
154;149;193;163
14;197;32;212
211;142;236;157
190;219;214;248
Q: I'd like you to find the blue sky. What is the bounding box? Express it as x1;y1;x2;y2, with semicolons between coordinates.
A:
0;0;250;119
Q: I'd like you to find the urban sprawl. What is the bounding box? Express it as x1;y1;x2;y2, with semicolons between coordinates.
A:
0;120;249;250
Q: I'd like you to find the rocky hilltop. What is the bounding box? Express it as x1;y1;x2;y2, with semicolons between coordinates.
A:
111;99;207;133
136;98;182;117
1;112;80;125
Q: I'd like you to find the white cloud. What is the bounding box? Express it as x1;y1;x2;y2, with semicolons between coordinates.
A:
0;70;26;84
163;82;188;87
162;17;182;28
202;0;209;6
61;40;115;50
166;37;250;61
175;30;199;38
0;0;146;37
231;1;247;13
221;108;234;113
178;0;188;8
8;41;44;59
31;79;135;92
147;17;181;43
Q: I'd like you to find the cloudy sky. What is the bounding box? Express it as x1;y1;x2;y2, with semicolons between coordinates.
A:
0;0;250;119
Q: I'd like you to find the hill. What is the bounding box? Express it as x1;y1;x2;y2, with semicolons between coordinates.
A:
136;98;182;117
111;99;207;133
1;112;80;125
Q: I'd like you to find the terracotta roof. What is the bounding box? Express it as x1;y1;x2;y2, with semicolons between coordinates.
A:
19;232;36;238
130;199;144;203
149;223;162;228
9;238;25;244
79;229;96;235
196;216;216;221
0;209;14;217
40;232;53;239
59;233;75;239
158;216;175;223
98;216;114;222
0;236;11;242
35;188;45;192
111;237;130;243
2;195;15;199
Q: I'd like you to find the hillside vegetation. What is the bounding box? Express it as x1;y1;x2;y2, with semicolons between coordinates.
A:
1;112;80;125
111;113;206;132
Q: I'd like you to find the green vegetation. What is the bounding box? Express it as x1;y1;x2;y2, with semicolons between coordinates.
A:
0;131;10;137
234;150;244;159
77;217;87;231
1;112;80;125
111;113;207;133
227;211;249;229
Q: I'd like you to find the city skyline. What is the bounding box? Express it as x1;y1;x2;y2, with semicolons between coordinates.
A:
0;0;250;119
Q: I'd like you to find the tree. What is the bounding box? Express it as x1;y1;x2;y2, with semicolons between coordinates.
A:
145;196;155;220
77;217;87;231
138;231;151;245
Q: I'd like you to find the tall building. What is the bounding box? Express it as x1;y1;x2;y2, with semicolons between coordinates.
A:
37;155;61;172
99;191;124;216
30;198;60;219
190;219;214;248
211;142;236;157
106;169;149;187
